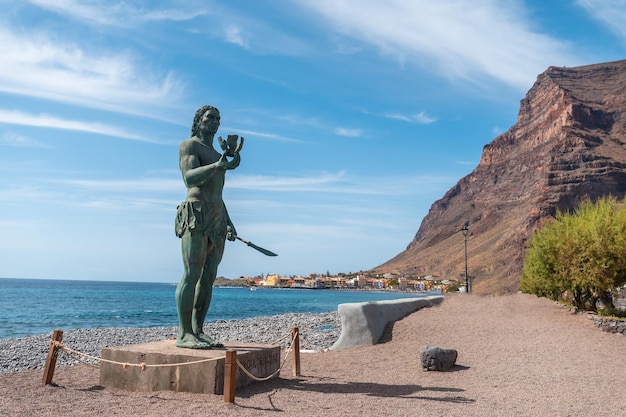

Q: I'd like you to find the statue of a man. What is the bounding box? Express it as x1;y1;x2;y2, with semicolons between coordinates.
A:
174;105;241;349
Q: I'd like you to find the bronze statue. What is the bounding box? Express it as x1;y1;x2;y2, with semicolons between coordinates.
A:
174;105;242;349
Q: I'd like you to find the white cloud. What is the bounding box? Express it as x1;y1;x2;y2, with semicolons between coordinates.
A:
334;127;363;137
27;0;207;26
0;177;181;210
192;4;312;56
229;172;348;192
225;25;249;48
0;109;158;142
229;171;455;195
45;178;181;193
577;0;626;40
0;26;184;115
296;0;578;91
0;132;52;148
233;128;307;144
386;111;436;124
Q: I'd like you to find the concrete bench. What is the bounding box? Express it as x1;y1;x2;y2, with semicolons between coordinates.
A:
329;295;444;350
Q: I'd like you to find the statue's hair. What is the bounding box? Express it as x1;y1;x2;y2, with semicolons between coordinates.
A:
191;105;219;137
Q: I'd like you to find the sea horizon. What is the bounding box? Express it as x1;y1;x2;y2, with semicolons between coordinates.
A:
0;277;433;339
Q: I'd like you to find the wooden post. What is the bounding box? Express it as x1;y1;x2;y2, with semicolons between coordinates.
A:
42;329;63;385
223;350;237;403
291;326;301;377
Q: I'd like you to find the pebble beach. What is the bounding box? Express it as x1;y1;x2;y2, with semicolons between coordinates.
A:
1;293;625;417
0;311;341;375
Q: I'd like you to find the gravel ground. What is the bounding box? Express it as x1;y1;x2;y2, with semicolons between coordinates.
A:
0;311;341;374
1;294;625;417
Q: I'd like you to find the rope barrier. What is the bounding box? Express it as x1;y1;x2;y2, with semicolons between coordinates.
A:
235;329;298;382
270;332;294;346
51;330;299;371
46;327;302;401
56;344;100;369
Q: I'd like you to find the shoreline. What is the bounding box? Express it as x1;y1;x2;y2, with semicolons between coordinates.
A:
0;278;435;340
0;294;626;417
0;311;341;375
2;293;626;416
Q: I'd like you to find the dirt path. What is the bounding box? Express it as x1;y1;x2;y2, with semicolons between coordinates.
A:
2;293;625;417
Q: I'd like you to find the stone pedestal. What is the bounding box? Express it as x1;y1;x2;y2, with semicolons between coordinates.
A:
100;340;280;395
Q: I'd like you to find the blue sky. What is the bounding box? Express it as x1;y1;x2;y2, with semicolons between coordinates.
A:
1;0;625;283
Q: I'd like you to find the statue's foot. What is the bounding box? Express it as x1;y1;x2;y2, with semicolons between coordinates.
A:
196;332;224;348
176;333;214;349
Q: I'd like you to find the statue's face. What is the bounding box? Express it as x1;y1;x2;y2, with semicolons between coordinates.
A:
200;109;220;134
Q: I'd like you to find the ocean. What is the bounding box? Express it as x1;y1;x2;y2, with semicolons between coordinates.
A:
0;278;431;339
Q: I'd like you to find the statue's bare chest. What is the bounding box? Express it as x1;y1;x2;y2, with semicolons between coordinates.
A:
194;142;219;166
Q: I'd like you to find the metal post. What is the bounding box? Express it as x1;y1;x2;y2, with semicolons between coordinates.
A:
461;225;469;293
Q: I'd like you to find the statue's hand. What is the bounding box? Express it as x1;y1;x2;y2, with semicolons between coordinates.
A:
235;137;244;153
225;152;241;170
226;225;237;241
215;153;230;170
217;136;228;152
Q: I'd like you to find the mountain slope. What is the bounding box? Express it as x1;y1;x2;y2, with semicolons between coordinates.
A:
374;60;626;294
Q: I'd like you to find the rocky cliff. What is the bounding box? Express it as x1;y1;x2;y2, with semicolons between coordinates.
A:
375;59;626;294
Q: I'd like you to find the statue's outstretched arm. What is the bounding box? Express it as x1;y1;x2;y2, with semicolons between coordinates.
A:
181;153;231;187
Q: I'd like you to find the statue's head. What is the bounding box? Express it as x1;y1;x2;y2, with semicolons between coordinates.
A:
191;105;220;137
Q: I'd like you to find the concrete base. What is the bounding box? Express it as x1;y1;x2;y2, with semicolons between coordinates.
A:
100;340;280;395
330;295;444;350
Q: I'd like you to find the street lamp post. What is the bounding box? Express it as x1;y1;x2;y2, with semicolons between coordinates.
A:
461;224;469;293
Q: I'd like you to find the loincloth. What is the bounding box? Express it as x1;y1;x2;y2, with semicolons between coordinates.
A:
175;201;227;242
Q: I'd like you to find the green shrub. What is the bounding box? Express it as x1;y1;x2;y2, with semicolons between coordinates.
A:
598;307;626;318
521;196;626;311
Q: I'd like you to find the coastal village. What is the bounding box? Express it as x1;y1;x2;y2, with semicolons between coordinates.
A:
226;273;460;293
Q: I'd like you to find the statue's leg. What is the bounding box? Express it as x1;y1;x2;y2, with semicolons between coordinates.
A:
176;231;212;349
193;237;225;347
